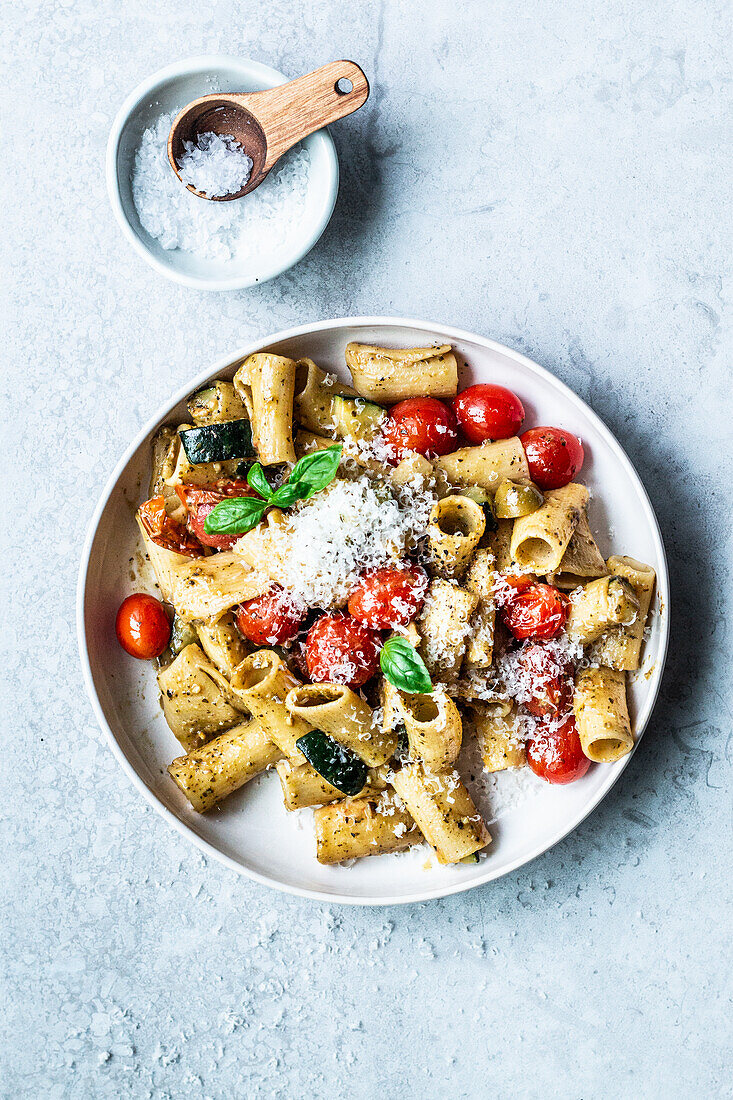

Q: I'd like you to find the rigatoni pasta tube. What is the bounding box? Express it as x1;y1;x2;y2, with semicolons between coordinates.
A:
276;759;386;810
157;644;245;752
391;764;490;864
463;548;495;670
345;342;458;402
170;551;272;623
573;667;633;763
314;793;421;864
471;701;526;772
136;514;191;606
418;579;479;681
285;684;397;767
390;453;433;488
566;576;639;645
168;720;282;812
435;437;529;490
593;557;656;671
510;482;588;574
488;518;515;572
427;496;486;578
229;651;311;761
293;357;355;434
547;511;608;589
234;353;296;464
399;690;462;770
196;612;249;677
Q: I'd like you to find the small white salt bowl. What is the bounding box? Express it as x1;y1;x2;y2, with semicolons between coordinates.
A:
106;57;339;291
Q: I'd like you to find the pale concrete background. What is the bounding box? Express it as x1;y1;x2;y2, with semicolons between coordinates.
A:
2;1;732;1097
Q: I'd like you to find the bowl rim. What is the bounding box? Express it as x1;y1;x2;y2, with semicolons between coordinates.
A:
105;55;339;292
77;316;670;905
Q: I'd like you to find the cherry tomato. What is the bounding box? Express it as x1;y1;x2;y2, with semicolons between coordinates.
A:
347;564;428;629
492;571;536;609
451;384;524;443
236;586;305;645
526;716;591;784
305;614;382;689
176;479;259;551
380;398;458;463
520;427;584;490
502;582;568;640
139;496;203;556
514;642;573;717
116;593;171;659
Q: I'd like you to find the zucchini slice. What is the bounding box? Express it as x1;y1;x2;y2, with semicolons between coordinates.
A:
331;395;386;442
179;419;255;464
461;485;498;532
187;381;246;426
295;730;368;796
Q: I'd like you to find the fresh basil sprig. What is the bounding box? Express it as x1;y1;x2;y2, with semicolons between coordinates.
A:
380;636;432;694
204;444;343;536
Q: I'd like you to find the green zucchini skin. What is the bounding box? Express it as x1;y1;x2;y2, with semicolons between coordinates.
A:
295;730;368;796
179;420;255;464
331;395;385;442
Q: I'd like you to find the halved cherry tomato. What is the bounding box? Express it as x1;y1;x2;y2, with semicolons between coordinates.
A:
116;593;171;659
520;427;584;490
514;641;573;717
139;496;203;556
526;716;591;784
502;582;568;640
175;479;259;550
305;614;382;689
236;586;305;646
492;571;536;609
380;398;458;463
347;563;428;629
451;384;524;443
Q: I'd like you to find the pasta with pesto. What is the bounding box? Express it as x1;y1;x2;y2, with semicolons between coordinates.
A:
117;339;657;866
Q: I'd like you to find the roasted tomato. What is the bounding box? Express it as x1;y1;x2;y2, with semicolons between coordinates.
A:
380;398;458;462
175;479;258;550
515;642;573;717
139;496;203;556
236;586;305;646
116;593;171;659
451;383;524;443
502;582;568;640
526;716;591;784
305;614;382;689
520;427;584;490
347;564;428;629
492;571;536;609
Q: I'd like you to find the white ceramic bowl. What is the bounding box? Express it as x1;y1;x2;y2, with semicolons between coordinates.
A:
106;57;339;291
77;318;669;905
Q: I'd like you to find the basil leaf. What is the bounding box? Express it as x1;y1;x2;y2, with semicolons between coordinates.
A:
247;462;273;502
203;496;267;535
379;636;432;694
287;444;342;500
269;482;307;509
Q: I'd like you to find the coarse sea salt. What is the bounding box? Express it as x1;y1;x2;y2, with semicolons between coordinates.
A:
132;109;310;262
177;131;253;197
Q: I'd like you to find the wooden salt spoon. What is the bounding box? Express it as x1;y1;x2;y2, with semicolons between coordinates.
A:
168;60;369;201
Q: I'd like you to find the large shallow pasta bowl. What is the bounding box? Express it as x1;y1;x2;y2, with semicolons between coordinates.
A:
77;318;669;905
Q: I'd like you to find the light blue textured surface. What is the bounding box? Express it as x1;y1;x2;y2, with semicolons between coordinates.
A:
2;1;731;1097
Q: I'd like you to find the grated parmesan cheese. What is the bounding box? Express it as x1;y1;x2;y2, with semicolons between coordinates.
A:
262;474;436;608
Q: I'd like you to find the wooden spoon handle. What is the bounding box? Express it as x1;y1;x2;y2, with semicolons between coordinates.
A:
244;61;369;170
